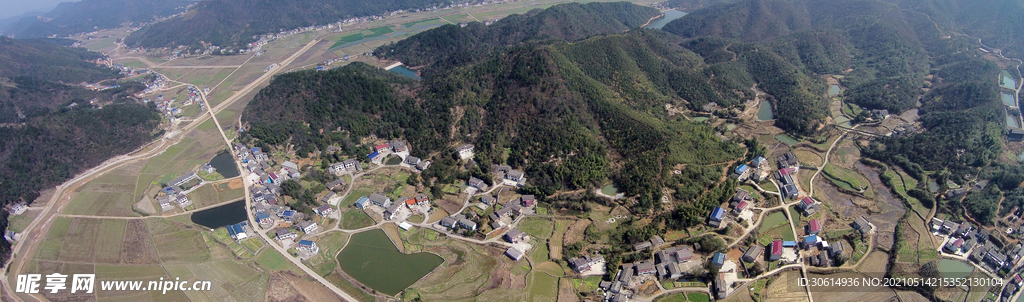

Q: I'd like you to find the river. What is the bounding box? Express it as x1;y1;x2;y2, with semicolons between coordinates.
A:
644;10;688;29
337;229;443;296
190;199;247;228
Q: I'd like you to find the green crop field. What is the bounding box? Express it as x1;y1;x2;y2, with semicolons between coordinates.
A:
527;272;559;302
341;210;374;229
520;217;554;239
307;232;351;276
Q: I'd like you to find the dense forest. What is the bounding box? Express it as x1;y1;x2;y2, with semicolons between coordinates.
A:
0;38;161;265
376;2;660;67
125;0;455;50
2;0;191;38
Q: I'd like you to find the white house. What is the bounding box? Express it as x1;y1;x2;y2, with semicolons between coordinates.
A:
298;220;319;234
297;240;320;253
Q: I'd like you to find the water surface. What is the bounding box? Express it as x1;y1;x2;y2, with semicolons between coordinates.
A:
757;100;774;121
209;152;240;178
1002;70;1017;90
937;259;973;279
389;65;421;80
828;84;841;97
644;10;688;29
191;199;246;228
337;229;443;295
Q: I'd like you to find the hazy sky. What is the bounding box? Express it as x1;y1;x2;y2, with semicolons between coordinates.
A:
0;0;71;19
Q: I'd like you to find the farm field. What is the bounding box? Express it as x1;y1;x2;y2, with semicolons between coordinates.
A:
520;217;555;239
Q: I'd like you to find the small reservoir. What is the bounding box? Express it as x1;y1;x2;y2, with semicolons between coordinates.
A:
1002;70;1017;90
209;152;240;178
644;10;688;29
937;259;973;279
757;100;774;121
191;199;247;228
337;229;443;296
389;65;421;80
1003;92;1017;107
828;84;841;97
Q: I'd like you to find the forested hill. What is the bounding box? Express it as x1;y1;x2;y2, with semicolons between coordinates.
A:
124;0;453;50
2;0;191;38
0;37;119;84
243;28;755;225
0;38;161;266
375;2;660;67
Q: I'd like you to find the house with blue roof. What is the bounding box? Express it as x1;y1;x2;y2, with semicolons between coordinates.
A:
735;164;749;175
752;156;767;168
709;207;725;227
355;196;370;209
782;241;797;247
367;151;380;161
255;213;272;225
711;252;726;267
802;235;819;248
297;240;319;253
281;210;296;221
227;222;249;240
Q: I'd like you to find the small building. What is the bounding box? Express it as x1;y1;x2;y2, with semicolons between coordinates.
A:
769;240;783;261
319;192;336;204
439;217;457;228
368;193;391;207
325;179;346;191
520;195;536;207
228;222;248;240
314;204;333;216
275;229;297;241
852;216;871;233
675;246;694;262
343;159;363;171
797;197;819;216
829;241;845;258
735;164;749;175
1009;129;1024;141
256;212;273;225
807;219;821;235
504;229;527;243
634;242;652;252
732;189;749;203
733;200;749;214
480;195;496;205
297;220;318;234
505;247;524;261
297;240;319;253
714;273;728;299
468;177;488;190
355;196;370;209
709;207;725;227
456;144;474;160
742;245;763;263
414;194;430;206
404;156;421;166
817;252;830;267
650;235;665;247
457;217;477;231
711;252;726;267
636;260;656;275
398;222;413;230
777;151;798;169
282;161;299;171
802;235;820;249
389;140;407;153
569;255;604;273
4;230;19;243
385;203;402;220
752;156;767;168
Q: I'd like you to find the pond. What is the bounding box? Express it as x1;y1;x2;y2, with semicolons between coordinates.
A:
209;152;240;178
828;84;841;97
337;229;444;296
756;100;774;121
775;134;799;146
191;199;246;228
1003;92;1018;108
937;259;973;279
601;184;619;195
692;116;709;123
928;179;939;193
389;65;421;80
1006;113;1020;129
644;10;688;29
1002;70;1017;90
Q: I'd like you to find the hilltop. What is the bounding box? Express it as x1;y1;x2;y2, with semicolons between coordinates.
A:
2;0;191;38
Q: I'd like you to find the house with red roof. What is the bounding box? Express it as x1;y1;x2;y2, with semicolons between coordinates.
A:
807;219;821;235
770;240;783;261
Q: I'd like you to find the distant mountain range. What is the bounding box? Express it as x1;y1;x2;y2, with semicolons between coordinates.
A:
2;0;192;38
124;0;456;50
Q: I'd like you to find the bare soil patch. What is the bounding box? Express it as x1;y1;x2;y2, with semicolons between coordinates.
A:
564;219;591;245
121;220;160;264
